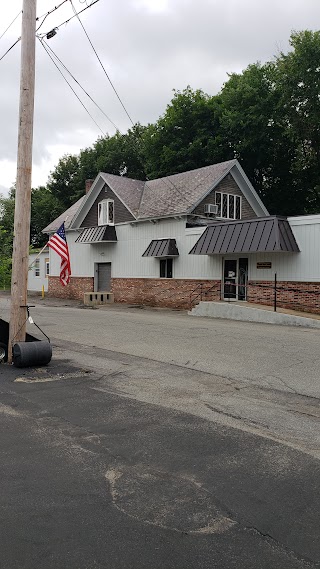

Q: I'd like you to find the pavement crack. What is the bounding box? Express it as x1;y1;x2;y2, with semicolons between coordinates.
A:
204;403;269;429
245;525;317;567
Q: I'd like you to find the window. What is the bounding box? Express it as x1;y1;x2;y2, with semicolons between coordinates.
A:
98;199;114;226
34;259;40;277
45;258;50;277
215;192;241;220
160;258;173;278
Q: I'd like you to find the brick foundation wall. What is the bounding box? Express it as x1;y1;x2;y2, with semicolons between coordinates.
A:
112;278;221;309
48;276;94;300
247;280;320;314
47;275;320;315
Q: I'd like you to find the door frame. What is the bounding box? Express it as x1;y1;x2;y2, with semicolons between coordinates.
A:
222;257;248;301
94;262;112;292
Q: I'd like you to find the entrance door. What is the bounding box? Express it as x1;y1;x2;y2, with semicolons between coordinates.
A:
223;259;237;299
223;258;248;300
97;263;111;291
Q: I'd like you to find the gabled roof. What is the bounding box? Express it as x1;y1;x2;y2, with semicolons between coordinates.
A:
138;161;238;219
44;160;269;233
100;173;144;218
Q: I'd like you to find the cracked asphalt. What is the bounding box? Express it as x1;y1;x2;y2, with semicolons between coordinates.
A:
0;295;320;568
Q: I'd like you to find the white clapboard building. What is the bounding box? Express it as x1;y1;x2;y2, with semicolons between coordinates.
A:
35;160;320;314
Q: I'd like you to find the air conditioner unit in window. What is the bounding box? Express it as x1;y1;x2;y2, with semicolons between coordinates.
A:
204;203;218;216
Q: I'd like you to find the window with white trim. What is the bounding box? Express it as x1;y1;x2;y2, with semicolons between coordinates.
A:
215;192;241;220
34;259;40;277
45;258;50;277
98;199;115;226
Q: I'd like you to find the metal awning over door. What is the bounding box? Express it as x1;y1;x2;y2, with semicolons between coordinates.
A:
189;216;300;255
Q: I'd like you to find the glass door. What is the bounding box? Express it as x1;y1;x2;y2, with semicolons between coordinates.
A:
223;259;237;299
223;258;248;300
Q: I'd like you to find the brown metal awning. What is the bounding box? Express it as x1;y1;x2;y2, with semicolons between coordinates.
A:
189;216;300;255
76;225;117;243
142;239;179;257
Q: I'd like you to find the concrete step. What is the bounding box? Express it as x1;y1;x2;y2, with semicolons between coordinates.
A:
189;301;320;328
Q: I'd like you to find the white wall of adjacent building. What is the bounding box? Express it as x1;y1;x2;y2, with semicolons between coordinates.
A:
28;249;50;292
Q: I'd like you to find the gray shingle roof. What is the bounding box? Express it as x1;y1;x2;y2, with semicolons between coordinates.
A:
43;160;240;232
138;160;236;219
100;173;144;217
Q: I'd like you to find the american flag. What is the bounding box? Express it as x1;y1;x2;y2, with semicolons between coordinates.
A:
47;222;71;286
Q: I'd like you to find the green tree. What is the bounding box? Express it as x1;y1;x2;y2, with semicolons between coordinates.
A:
31;186;64;247
219;62;299;214
276;30;320;213
0;195;15;289
47;153;80;208
94;124;146;181
142;87;227;179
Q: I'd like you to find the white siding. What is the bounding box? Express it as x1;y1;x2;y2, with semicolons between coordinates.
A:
248;218;320;282
28;251;49;292
49;215;320;284
50;220;222;281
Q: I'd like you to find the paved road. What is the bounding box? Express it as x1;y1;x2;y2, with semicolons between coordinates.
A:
2;296;319;457
0;297;319;568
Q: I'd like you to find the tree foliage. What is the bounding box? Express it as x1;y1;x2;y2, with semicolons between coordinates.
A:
141;87;228;179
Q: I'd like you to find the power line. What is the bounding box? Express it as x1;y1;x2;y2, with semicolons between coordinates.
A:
69;0;135;127
0;11;22;41
38;37;107;136
36;0;69;32
0;37;21;63
38;0;100;36
41;37;121;132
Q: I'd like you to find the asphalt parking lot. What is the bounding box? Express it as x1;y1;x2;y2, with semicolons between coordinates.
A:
0;296;319;568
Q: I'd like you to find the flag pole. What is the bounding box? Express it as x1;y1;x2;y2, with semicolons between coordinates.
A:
28;243;49;270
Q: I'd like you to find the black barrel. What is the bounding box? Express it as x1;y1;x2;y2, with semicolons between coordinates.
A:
13;341;52;368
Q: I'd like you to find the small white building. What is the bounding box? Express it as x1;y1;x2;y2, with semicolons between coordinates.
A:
41;160;320;314
28;248;50;293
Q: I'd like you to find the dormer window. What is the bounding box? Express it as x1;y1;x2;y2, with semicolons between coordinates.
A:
215;192;241;220
98;199;114;226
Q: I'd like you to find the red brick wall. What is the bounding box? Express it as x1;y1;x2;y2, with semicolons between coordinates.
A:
48;276;94;300
112;278;221;309
48;275;320;315
247;280;320;314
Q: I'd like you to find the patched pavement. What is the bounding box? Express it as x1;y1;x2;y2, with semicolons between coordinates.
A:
0;356;320;569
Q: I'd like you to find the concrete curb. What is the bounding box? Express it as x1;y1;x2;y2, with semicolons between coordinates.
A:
189;301;320;328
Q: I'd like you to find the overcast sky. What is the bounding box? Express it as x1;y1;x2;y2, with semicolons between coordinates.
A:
0;0;319;196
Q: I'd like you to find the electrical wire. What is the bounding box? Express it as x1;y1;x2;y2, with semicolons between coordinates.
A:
0;37;21;63
36;0;69;32
38;37;107;136
41;37;121;132
0;11;21;41
69;0;135;126
37;0;100;37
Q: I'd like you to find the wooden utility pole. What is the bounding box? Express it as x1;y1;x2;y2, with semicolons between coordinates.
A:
8;0;37;363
